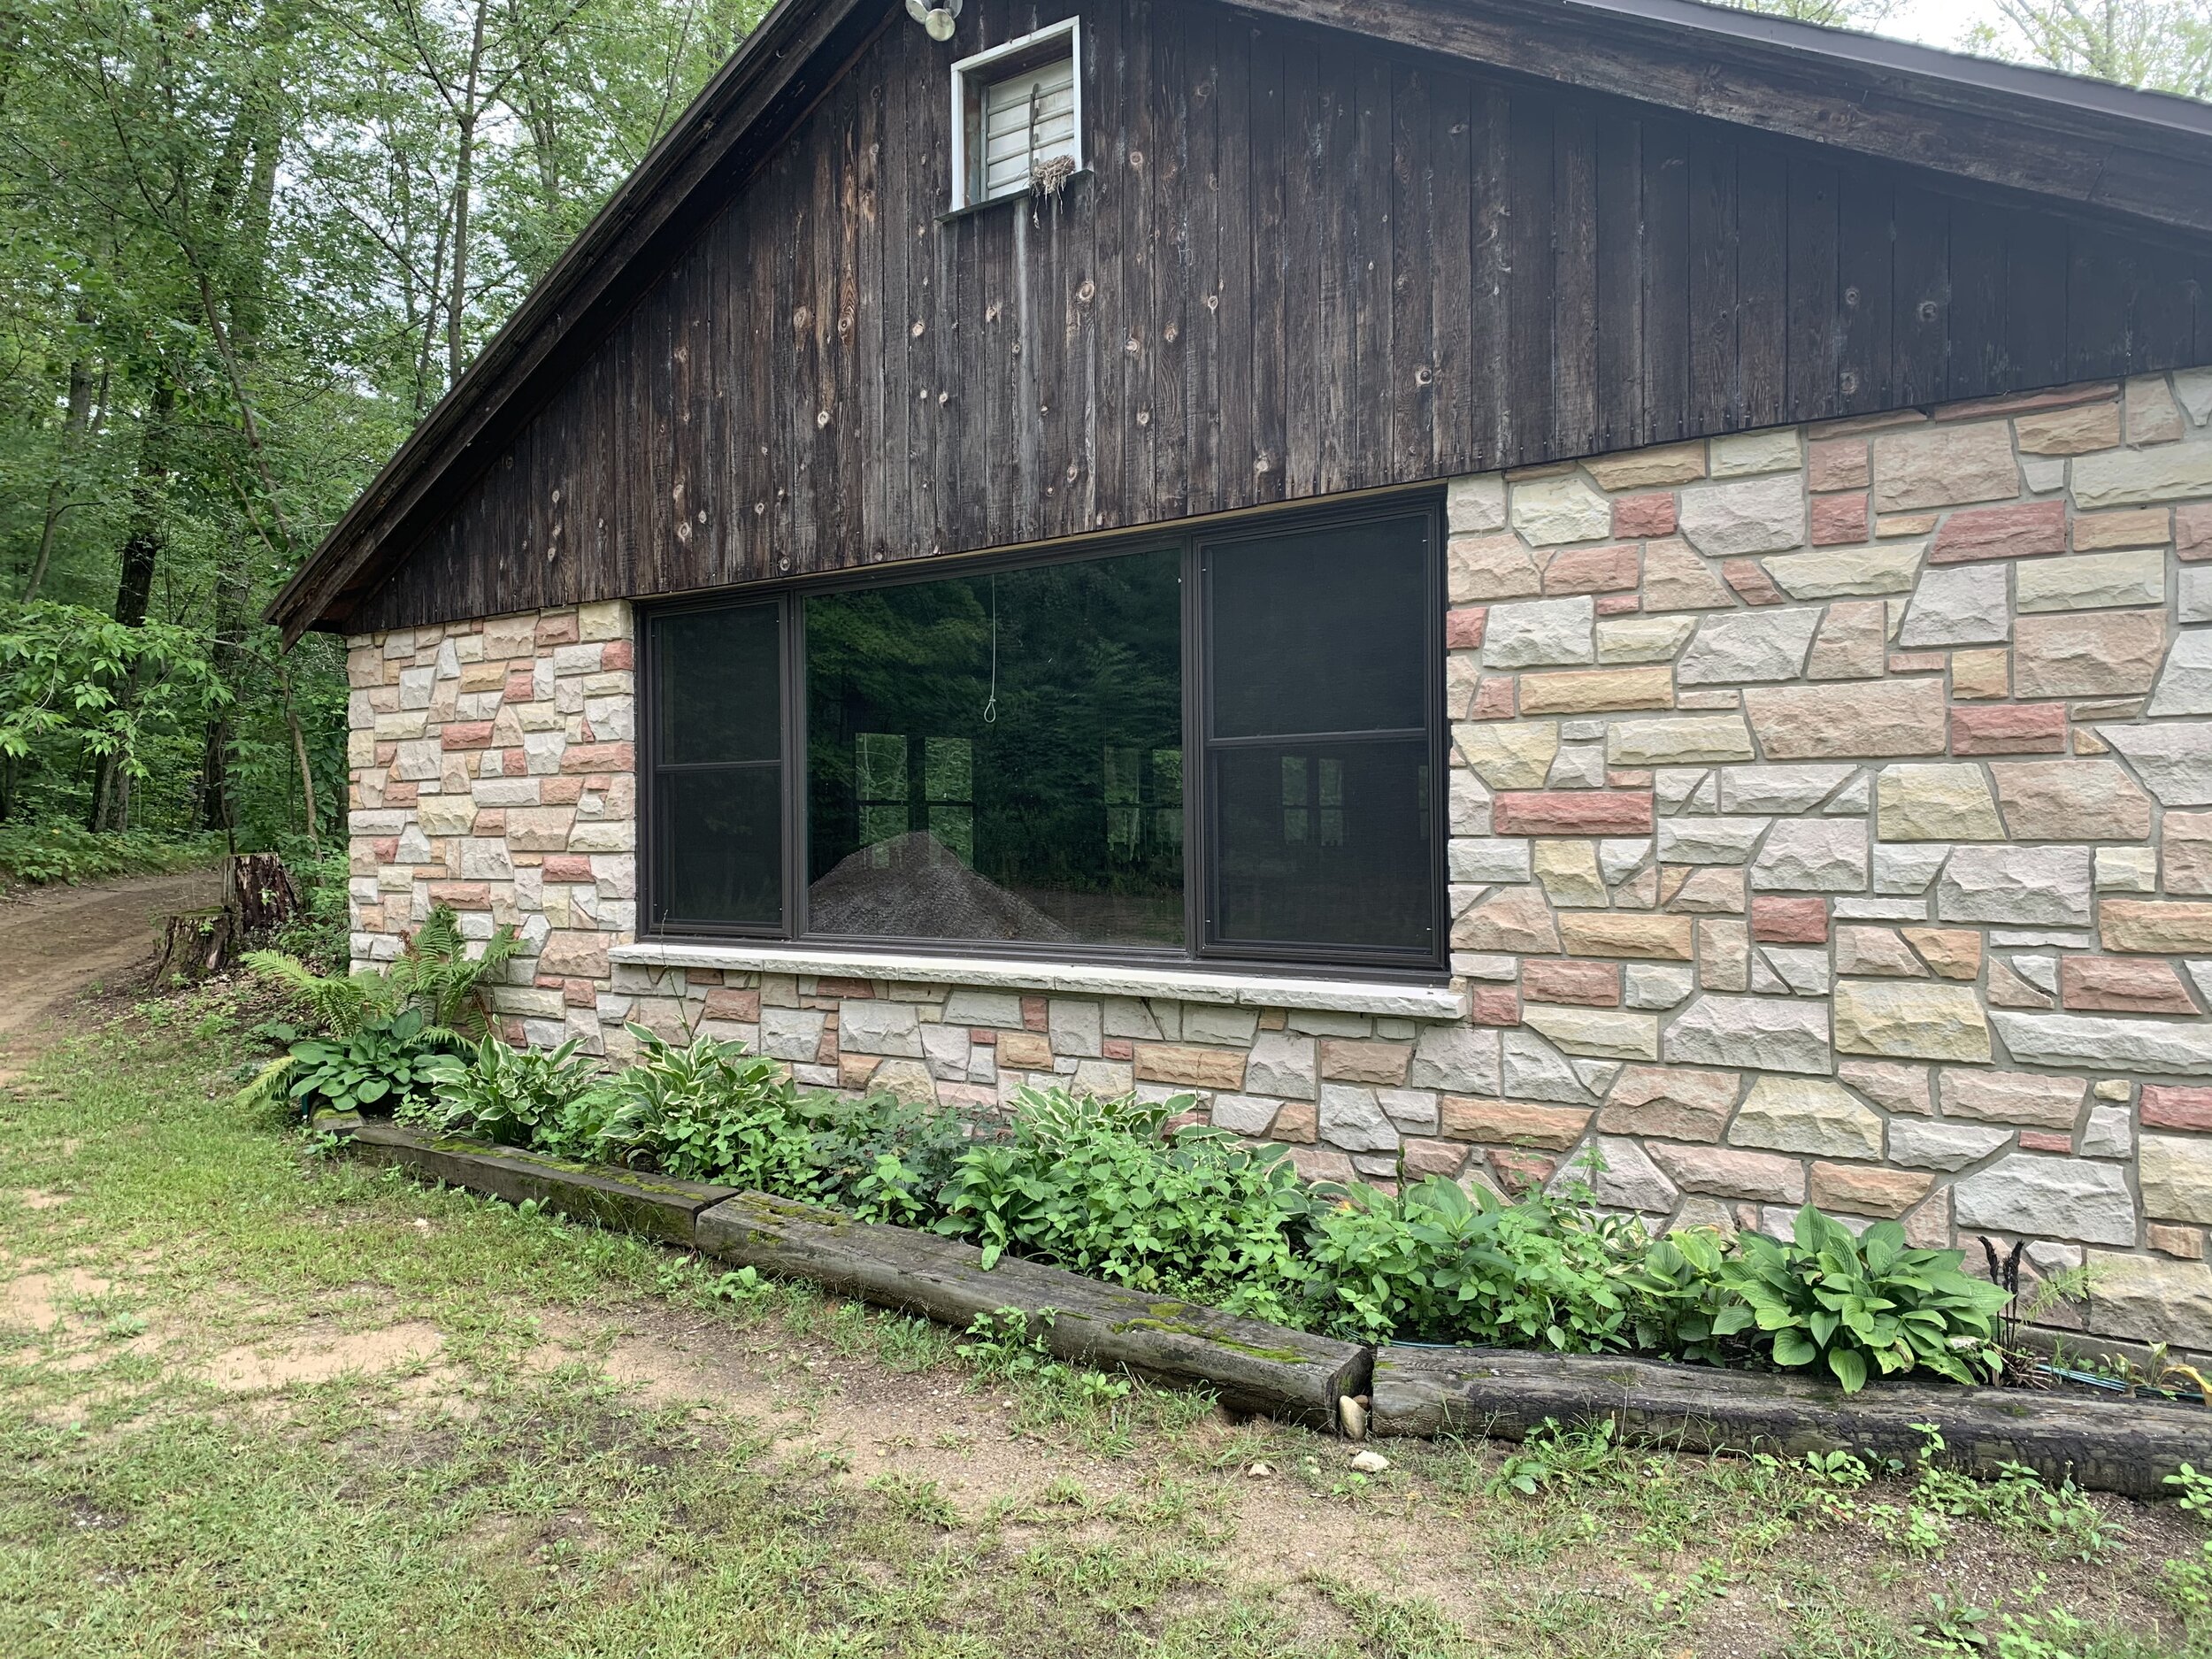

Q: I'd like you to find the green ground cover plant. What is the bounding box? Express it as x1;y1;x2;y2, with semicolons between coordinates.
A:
0;820;224;887
242;941;2020;1391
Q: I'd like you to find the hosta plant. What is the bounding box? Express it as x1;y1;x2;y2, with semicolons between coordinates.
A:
403;1034;614;1156
1717;1205;2010;1392
281;1009;465;1120
594;1024;817;1186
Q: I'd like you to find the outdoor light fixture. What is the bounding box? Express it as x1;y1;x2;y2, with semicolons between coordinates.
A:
906;0;960;42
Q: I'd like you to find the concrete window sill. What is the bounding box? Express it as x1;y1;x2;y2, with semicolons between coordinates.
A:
607;940;1467;1020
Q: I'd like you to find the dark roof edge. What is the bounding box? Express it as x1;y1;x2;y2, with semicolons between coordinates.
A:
1562;0;2212;142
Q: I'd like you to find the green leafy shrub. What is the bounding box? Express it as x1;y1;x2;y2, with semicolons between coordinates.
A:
593;1024;818;1187
933;1087;1312;1320
280;1008;464;1118
796;1090;979;1225
403;1034;615;1155
1302;1174;1637;1349
1717;1206;2009;1392
1619;1227;1742;1365
0;819;223;886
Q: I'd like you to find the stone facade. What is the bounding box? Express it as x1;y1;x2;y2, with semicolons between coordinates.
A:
347;367;2212;1353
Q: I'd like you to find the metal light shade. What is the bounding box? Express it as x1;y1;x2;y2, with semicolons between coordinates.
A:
905;0;960;41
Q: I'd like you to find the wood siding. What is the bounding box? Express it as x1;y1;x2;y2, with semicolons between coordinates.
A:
352;0;2212;633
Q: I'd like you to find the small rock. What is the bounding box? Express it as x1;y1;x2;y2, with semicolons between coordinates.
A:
1246;1461;1275;1479
1339;1394;1369;1440
1349;1449;1391;1474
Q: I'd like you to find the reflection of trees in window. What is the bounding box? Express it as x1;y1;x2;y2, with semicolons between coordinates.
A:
805;547;1182;947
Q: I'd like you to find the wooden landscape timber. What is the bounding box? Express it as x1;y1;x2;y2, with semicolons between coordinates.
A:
692;1189;1371;1430
1371;1345;2212;1500
334;1124;2212;1492
346;1120;736;1243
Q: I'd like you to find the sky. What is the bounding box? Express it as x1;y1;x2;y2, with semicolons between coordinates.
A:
1882;0;2008;50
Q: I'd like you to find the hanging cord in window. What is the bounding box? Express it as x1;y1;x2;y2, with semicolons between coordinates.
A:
982;573;999;724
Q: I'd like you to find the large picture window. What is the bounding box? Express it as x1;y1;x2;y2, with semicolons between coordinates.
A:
641;503;1441;972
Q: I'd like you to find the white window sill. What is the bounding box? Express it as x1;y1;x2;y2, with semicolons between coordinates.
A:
608;940;1467;1020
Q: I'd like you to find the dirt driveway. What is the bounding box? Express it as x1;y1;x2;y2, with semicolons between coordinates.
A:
0;867;220;1047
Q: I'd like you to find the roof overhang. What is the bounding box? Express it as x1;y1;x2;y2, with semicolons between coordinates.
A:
272;0;2212;641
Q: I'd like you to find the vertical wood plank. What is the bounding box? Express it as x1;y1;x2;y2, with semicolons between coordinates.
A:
1594;111;1643;455
1686;126;1737;437
1890;183;1948;411
1735;140;1787;430
1836;168;1893;414
1640;118;1689;445
1552;101;1598;459
1246;19;1287;502
1786;155;1840;424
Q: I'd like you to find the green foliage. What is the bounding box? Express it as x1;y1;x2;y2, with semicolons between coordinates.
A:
403;1034;614;1155
1484;1417;1625;1498
283;1007;464;1118
592;1024;817;1186
1302;1174;1636;1350
0;818;222;885
1717;1206;2010;1392
1619;1226;1740;1365
933;1086;1313;1319
244;903;520;1041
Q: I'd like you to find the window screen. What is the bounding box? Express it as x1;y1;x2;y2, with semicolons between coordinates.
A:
648;603;783;929
1203;516;1437;957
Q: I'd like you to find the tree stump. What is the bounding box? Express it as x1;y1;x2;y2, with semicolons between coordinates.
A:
152;852;301;985
154;907;238;984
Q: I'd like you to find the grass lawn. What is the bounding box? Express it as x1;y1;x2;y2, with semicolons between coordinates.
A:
2;984;2207;1658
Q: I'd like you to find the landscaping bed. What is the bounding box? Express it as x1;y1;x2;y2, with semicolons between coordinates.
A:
334;1115;2210;1495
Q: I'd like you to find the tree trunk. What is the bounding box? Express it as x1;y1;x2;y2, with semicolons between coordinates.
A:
447;0;490;386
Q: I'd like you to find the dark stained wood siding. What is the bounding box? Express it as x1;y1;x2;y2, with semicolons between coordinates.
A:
354;0;2212;632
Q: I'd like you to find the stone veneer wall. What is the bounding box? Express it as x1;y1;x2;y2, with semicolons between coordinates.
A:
349;367;2212;1353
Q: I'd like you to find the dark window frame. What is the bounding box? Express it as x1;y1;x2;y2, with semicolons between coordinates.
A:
637;495;1448;979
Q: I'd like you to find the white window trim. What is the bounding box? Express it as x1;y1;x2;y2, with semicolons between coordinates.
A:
610;940;1468;1021
949;17;1083;211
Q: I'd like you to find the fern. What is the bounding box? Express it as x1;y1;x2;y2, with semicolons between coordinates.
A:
232;1053;300;1114
243;903;522;1041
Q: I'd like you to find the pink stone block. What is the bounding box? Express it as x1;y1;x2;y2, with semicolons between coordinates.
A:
1951;703;2066;756
1930;500;2066;563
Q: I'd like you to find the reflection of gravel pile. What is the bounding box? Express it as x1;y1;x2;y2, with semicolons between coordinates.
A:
808;831;1075;941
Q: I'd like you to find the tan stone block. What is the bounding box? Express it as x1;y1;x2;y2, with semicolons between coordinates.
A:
1902;928;1982;981
1762;544;1924;599
1604;715;1755;766
1875;513;1939;537
1448;533;1543;601
1697;918;1749;990
2142;1134;2212;1225
1809;439;1870;492
1743;680;1947;759
1455;721;1559;787
1517;665;1674;715
1439;1097;1592;1149
2016;549;2166;613
1519;1004;1661;1061
1985;957;2055;1009
1839;1060;1932;1116
1951;647;2010;700
1318;1040;1412;1085
2014;399;2121;455
2073;507;2171;550
1647;1143;1806;1203
2101;901;2212;955
1558;912;1694;961
1876;764;2004;841
2150;1224;2206;1261
2167;812;2212;895
1671;867;1746;913
1585;442;1707;491
1133;1044;1246;1090
1835;926;1927;978
2127;374;2187;445
2009;610;2168;699
1832;980;1991;1062
1532;840;1609;908
1455;887;1562;954
1871;421;2019;511
1988;760;2153;841
1731;1076;1883;1158
1804;600;1887;681
1598;1065;1739;1141
995;1032;1054;1069
1940;1069;2084;1129
1810;1164;1936;1218
1640;538;1735;611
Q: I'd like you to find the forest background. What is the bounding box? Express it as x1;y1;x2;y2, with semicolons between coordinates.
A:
0;0;2201;933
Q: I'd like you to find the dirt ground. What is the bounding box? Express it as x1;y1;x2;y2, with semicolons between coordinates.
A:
0;867;220;1048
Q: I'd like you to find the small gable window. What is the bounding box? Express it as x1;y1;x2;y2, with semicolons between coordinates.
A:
951;19;1081;211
